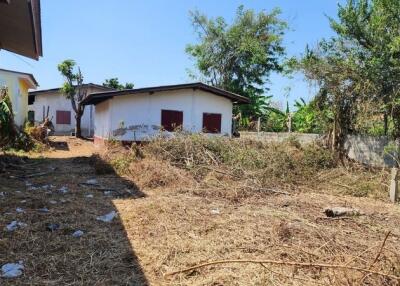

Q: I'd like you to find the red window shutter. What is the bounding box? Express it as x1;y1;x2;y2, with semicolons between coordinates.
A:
56;110;71;125
202;113;222;133
161;110;183;131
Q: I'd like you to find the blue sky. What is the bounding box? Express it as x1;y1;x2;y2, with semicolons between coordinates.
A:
0;0;345;109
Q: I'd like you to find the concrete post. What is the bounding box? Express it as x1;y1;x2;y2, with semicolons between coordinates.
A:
390;167;398;203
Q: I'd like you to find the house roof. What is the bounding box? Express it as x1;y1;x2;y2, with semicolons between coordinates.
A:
0;68;38;88
82;82;250;105
29;83;113;96
0;0;42;60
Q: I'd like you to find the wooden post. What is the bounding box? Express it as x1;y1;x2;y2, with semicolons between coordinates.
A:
390;167;398;203
257;117;261;136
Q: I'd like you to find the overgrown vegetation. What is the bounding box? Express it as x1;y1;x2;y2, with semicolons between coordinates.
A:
99;134;388;201
92;135;397;285
290;0;400;154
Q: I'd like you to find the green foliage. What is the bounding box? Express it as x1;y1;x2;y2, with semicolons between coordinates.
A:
186;5;288;121
286;0;400;151
292;98;330;134
0;87;17;147
317;0;400;139
0;91;12;138
58;59;81;99
262;110;286;132
103;78;134;90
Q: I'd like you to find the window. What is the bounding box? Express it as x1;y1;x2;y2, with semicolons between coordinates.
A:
27;110;35;123
202;113;222;133
28;95;35;105
56;110;71;125
161;110;183;131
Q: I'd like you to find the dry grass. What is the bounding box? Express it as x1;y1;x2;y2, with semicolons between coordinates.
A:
1;135;399;285
0;140;147;285
106;135;399;285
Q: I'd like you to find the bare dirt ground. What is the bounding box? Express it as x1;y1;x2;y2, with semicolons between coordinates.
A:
0;137;148;285
1;136;400;285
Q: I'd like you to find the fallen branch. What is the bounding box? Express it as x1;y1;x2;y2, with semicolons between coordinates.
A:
369;231;391;269
164;259;400;281
258;188;290;195
359;231;392;283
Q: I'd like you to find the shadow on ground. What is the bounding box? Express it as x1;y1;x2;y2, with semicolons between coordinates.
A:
0;153;149;285
49;141;70;151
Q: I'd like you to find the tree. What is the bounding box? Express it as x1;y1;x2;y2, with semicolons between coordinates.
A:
103;78;134;90
57;60;87;138
186;5;288;122
294;40;368;153
328;0;400;139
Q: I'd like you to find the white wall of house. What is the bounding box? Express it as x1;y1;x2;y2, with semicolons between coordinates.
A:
94;88;233;141
28;93;93;136
29;86;107;136
94;100;111;139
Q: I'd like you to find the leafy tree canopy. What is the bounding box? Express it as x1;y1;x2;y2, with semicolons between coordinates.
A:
103;78;134;90
186;5;288;121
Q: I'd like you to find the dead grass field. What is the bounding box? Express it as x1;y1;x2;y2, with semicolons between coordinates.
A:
1;136;400;285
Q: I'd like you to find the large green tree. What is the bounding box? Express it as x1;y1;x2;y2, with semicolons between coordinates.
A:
57;60;86;138
186;5;288;122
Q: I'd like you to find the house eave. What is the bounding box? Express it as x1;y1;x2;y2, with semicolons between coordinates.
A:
82;82;250;105
0;0;43;60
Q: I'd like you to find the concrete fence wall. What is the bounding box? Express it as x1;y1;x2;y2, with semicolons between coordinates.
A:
240;131;396;167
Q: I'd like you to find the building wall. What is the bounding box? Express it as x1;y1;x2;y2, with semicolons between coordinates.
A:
94;88;233;142
28;86;104;136
94;99;111;139
0;70;31;126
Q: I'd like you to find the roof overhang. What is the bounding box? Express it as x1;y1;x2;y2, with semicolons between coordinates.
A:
0;68;38;88
82;82;250;105
28;83;114;96
0;0;42;60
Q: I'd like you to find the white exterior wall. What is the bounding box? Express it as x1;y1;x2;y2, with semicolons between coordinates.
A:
28;87;105;136
94;88;233;141
94;100;111;138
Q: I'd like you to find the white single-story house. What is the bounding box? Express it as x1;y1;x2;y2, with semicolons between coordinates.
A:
0;68;38;127
28;84;113;136
82;82;249;144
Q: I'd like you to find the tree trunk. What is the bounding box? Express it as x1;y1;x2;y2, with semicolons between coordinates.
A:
384;113;388;136
75;112;82;138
